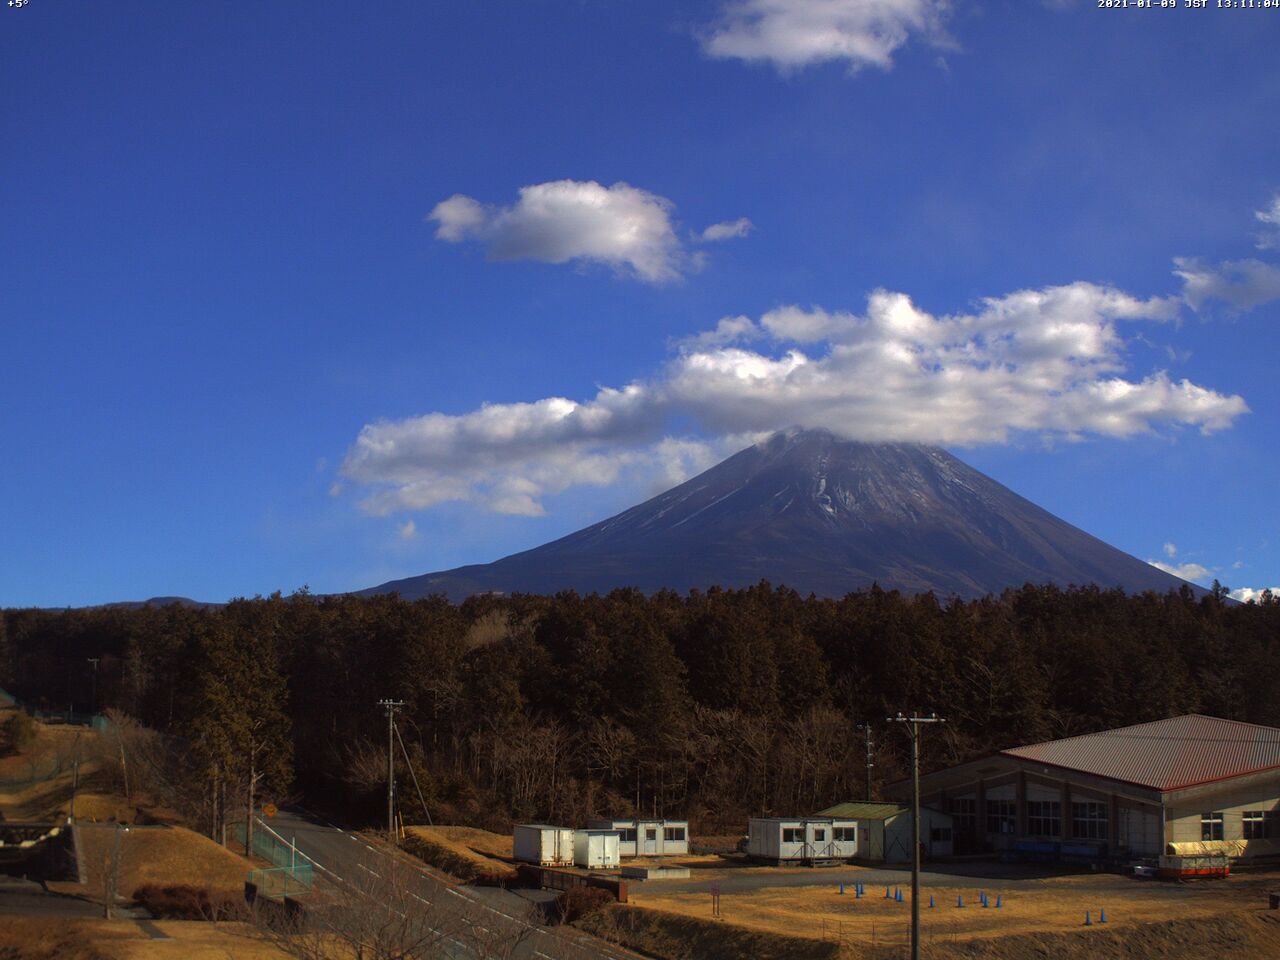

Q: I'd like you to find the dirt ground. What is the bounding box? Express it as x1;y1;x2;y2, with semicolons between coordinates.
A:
627;867;1280;951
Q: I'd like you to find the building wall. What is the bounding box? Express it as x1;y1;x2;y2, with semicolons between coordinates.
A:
918;762;1165;858
1166;775;1280;858
747;819;856;862
586;818;689;857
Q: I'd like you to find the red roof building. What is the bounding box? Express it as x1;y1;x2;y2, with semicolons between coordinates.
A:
892;715;1280;862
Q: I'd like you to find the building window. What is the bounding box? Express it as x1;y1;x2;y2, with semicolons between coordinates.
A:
1026;801;1061;837
987;799;1017;834
950;798;976;832
618;828;637;843
833;827;856;842
664;826;686;842
1071;802;1109;841
645;828;657;842
782;828;804;843
1240;811;1279;840
931;827;952;843
1201;812;1224;841
813;828;826;842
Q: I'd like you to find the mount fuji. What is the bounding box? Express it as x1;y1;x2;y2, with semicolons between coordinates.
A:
360;429;1197;601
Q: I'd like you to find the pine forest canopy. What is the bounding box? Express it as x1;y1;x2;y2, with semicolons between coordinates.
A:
3;584;1277;832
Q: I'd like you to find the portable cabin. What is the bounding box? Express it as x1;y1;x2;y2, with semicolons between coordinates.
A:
817;803;953;863
585;818;689;857
746;817;858;865
512;824;574;866
573;829;621;869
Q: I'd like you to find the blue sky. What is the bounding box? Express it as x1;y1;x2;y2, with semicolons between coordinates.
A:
3;0;1279;607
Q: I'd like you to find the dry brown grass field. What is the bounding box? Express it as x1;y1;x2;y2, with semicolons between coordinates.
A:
0;918;293;960
623;868;1280;956
401;823;518;883
49;823;257;902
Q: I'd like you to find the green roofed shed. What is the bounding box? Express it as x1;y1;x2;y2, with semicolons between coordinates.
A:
818;802;908;820
814;802;953;862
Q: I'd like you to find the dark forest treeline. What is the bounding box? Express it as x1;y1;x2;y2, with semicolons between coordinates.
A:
3;582;1278;832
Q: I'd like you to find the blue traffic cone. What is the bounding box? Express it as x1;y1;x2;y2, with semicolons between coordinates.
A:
995;895;1002;909
1085;911;1092;926
1099;908;1107;924
929;895;935;908
885;886;891;899
839;882;844;895
896;888;904;902
957;894;964;908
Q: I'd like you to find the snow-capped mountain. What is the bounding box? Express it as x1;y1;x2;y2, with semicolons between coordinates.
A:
360;428;1198;601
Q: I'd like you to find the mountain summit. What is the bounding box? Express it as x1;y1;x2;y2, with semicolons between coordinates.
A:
361;429;1196;601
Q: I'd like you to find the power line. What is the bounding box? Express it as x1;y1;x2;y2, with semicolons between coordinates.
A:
888;711;945;960
378;699;405;843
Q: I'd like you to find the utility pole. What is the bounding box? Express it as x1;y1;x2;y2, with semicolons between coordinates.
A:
87;658;100;713
888;712;945;960
857;723;874;801
378;699;405;843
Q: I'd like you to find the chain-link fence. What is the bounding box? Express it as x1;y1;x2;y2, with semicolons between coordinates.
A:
231;820;315;895
0;685;107;790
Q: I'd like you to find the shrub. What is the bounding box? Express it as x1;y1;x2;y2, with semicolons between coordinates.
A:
1;710;37;755
131;883;240;920
556;885;614;924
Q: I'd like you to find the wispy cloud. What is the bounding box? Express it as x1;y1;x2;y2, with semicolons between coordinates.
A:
341;280;1246;517
397;519;418;541
700;0;953;74
1147;559;1212;582
429;180;743;284
1255;191;1280;251
699;217;754;241
1175;256;1280;312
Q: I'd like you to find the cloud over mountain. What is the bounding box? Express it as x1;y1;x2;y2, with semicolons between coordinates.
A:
341;280;1246;516
429;180;735;283
700;0;952;73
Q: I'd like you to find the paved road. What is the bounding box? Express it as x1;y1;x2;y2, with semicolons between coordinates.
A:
261;810;637;960
0;875;102;917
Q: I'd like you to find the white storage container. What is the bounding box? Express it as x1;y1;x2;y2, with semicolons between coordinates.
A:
512;824;575;866
573;829;621;869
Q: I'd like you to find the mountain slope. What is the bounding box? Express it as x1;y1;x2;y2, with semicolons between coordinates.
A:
361;428;1197;601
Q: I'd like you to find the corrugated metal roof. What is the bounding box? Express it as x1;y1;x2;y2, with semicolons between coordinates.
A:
817;802;908;820
1001;715;1280;792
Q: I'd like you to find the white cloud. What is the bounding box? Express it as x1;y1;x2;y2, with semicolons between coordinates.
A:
674;315;762;351
429;180;705;283
1230;586;1280;603
398;520;418;541
700;217;754;241
1163;542;1177;559
1256;192;1280;250
341;279;1247;516
700;0;953;73
1147;559;1213;582
1174;256;1280;311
